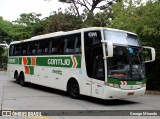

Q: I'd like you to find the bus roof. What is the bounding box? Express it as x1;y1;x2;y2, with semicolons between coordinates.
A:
9;27;137;45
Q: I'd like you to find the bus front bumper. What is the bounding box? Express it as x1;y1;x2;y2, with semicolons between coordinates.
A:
103;86;146;99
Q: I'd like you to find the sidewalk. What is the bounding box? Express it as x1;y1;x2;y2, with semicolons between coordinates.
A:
145;90;160;95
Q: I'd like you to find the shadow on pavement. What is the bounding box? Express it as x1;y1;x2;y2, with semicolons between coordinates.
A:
80;96;139;106
11;81;68;96
11;80;139;106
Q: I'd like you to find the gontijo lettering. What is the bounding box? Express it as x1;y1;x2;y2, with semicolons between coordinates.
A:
48;59;70;66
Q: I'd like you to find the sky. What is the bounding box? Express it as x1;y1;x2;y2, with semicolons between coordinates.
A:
0;0;70;21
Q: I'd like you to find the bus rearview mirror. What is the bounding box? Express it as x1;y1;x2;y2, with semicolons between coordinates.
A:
106;41;113;58
143;46;155;63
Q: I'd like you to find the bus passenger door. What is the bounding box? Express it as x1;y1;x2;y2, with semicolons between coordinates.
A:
91;47;105;98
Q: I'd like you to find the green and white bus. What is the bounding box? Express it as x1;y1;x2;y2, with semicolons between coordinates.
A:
7;27;155;99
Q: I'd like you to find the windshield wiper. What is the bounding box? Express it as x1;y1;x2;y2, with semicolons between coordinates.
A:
129;48;133;79
137;48;143;64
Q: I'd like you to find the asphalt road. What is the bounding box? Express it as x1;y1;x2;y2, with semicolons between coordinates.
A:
0;71;159;119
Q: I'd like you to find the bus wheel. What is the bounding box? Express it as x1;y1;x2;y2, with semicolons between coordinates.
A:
14;71;20;84
14;71;18;79
16;76;20;84
68;80;80;99
19;72;26;87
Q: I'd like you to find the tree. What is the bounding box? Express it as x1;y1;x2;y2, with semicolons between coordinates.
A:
31;19;46;36
0;47;4;56
0;17;13;43
13;12;41;26
44;10;82;33
57;0;123;28
12;13;43;39
10;24;31;40
59;0;122;17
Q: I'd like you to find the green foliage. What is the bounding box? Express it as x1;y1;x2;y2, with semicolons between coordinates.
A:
13;13;41;26
32;19;46;36
12;13;43;40
2;48;8;56
83;11;113;27
0;17;13;43
0;47;4;56
44;10;82;33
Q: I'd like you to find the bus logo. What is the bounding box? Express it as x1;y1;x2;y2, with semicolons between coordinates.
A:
88;32;97;38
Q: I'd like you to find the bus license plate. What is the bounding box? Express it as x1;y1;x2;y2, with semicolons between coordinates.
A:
127;92;134;96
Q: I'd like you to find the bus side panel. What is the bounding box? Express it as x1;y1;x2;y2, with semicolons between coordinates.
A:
7;64;23;79
34;66;82;92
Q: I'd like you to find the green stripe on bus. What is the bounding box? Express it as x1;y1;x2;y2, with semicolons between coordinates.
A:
29;66;34;75
8;56;81;68
36;56;81;68
75;55;81;68
107;77;146;85
107;78;121;85
27;57;31;65
19;58;22;64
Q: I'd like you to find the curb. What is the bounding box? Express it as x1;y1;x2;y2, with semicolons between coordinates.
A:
145;91;160;95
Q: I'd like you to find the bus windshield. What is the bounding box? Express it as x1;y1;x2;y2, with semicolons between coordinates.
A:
104;30;145;80
104;30;140;46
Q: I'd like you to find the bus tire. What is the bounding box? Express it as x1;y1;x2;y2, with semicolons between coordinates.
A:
67;79;80;99
16;76;20;84
14;71;18;79
19;72;26;87
14;71;20;84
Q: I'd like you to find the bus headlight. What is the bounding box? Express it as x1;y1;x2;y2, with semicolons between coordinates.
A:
141;84;146;87
107;83;120;88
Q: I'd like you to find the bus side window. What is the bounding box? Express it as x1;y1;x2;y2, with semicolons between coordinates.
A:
56;42;63;54
64;33;81;54
14;45;21;56
9;45;14;56
64;38;74;54
38;39;50;55
21;43;28;56
38;49;42;54
51;37;63;54
23;50;27;55
32;49;36;55
75;47;81;53
44;48;48;54
27;42;39;55
51;48;57;53
74;35;81;53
